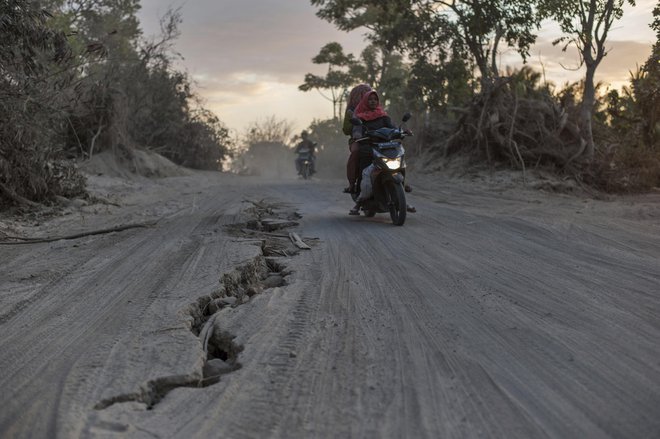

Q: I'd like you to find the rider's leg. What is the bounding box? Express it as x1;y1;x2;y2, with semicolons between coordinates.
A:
345;142;360;192
400;169;415;211
401;169;412;192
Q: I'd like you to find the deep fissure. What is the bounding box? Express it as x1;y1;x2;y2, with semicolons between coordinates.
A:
95;200;301;411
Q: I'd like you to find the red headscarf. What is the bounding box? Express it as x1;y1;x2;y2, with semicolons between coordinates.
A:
354;90;388;121
347;83;372;111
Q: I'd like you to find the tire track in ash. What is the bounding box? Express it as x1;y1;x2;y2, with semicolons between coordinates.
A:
0;189;246;438
396;196;658;438
108;178;659;439
243;179;660;438
156;180;549;438
21;177;656;439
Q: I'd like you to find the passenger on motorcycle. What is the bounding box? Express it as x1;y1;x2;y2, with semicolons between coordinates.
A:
342;83;372;194
294;130;316;176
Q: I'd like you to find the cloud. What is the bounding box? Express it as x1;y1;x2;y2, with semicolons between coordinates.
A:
185;71;335;133
597;41;654;78
200;72;279;106
500;37;653;89
139;0;365;83
202;81;335;135
137;0;367;130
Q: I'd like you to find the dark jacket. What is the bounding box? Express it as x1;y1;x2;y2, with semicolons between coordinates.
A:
352;115;395;140
342;109;354;136
295;139;316;155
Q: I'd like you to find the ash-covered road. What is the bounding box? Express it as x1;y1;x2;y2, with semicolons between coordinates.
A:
1;174;659;438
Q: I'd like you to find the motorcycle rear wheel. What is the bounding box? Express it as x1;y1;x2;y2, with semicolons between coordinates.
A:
387;182;406;226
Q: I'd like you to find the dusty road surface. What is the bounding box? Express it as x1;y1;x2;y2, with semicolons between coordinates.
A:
1;170;659;438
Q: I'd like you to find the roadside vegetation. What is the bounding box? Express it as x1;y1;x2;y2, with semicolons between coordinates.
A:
2;0;658;211
301;0;660;192
0;0;233;209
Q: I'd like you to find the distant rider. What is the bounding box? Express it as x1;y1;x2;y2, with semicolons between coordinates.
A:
294;130;316;176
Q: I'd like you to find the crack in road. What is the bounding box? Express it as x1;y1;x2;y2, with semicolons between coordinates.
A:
94;199;303;411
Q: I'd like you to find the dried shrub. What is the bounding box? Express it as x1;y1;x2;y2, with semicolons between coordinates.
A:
444;68;585;171
587;145;660;192
1;3;234;210
0;0;85;207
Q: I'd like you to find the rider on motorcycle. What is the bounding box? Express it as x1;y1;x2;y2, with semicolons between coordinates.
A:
349;91;396;214
294;131;316;176
349;90;415;215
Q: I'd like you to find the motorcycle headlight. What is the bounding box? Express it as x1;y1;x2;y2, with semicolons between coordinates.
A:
384;157;402;170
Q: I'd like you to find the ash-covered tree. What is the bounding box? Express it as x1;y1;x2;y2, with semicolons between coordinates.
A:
299;42;359;120
42;0;142;58
402;10;474;112
41;0;143;156
243;116;294;147
632;2;660;148
0;0;85;207
596;3;660;191
308;0;540;137
236;116;294;177
311;0;539;90
355;43;410;111
309;1;417;108
539;0;636;161
421;0;539;88
45;2;233;169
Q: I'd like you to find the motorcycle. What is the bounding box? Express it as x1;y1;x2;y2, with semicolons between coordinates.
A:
350;113;412;226
296;142;317;180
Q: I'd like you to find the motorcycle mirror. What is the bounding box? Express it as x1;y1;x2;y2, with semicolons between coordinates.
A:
402;112;412;123
350;117;363;126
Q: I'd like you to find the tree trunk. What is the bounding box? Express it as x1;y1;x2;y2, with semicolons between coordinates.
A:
580;63;597;162
378;47;390;105
476;55;491;92
465;34;491;92
491;26;504;78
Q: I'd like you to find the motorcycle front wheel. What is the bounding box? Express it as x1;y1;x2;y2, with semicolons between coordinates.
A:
387;182;406;226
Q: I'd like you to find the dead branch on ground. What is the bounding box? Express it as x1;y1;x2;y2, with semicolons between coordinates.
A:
0;221;157;245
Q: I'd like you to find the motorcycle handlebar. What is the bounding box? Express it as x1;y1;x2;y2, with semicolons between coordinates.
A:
358;129;410;141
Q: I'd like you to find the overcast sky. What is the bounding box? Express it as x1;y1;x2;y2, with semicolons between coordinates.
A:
138;0;657;135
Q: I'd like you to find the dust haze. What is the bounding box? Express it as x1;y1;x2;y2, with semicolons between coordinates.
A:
235;138;348;181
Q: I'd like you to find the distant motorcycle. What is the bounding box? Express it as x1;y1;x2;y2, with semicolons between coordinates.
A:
350;113;412;226
296;142;317;180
